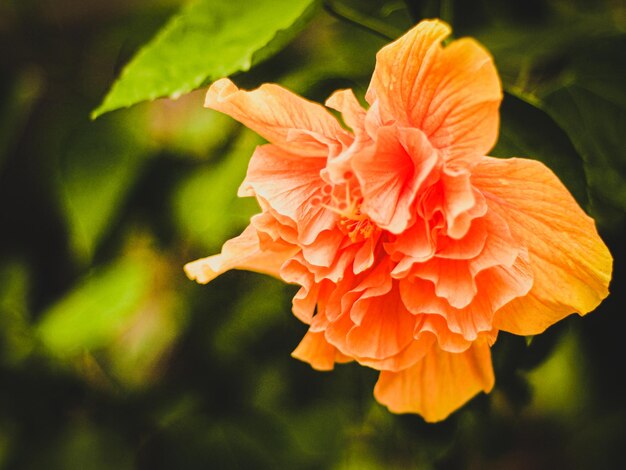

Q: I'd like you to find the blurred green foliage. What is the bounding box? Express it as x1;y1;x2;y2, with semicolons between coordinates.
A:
56;113;152;261
1;0;625;468
173;128;262;251
37;256;152;357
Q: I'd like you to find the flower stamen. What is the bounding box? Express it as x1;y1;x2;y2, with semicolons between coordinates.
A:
320;178;378;242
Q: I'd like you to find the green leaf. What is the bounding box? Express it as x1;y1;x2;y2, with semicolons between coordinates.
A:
36;257;151;357
491;19;626;228
92;0;318;119
56;115;150;262
471;2;622;89
522;36;626;228
542;85;626;226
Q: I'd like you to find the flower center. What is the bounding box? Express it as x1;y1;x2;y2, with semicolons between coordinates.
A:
317;174;378;243
338;210;376;242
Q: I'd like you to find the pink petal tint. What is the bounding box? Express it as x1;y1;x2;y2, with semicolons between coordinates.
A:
184;19;612;422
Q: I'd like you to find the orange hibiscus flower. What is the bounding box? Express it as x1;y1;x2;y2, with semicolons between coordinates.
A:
184;20;612;422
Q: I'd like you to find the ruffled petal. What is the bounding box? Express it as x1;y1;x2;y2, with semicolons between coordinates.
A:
301;230;345;268
441;167;480;239
472;157;612;335
346;284;416;360
417;316;472;352
444;255;533;340
292;330;351;371
385;216;435;264
292;284;318;324
353;234;379;274
325;88;367;137
411;258;476;309
251;208;298;248
205;78;349;156
311;246;363;283
184;224;298;284
287;262;324;325
240;144;337;244
467;208;518;274
355;126;440;233
357;333;435;372
367;20;501;160
400;276;448;316
342;259;393;320
325;89;372;182
435;215;487;259
373;339;494;422
400;253;533;341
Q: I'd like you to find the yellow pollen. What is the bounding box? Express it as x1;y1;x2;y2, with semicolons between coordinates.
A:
339;212;375;242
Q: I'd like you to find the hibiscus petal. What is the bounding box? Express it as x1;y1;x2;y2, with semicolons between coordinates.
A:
353;233;380;274
373;339;494;422
286;262;323;325
472;157;612;335
308;245;363;283
251;210;298;249
292;330;351;371
292;284;318;324
441;167;478;239
467;208;519;275
184;224;298;284
355;126;439;233
325;89;372;182
409;258;476;309
400;252;532;343
325;88;367;136
367;20;501;160
399;276;448;316
443;255;533;340
417;315;472;353
205;78;348;156
324;309;356;353
436;215;487;260
344;259;393;322
357;334;435;372
346;284;416;360
240;144;337;244
301;230;345;268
